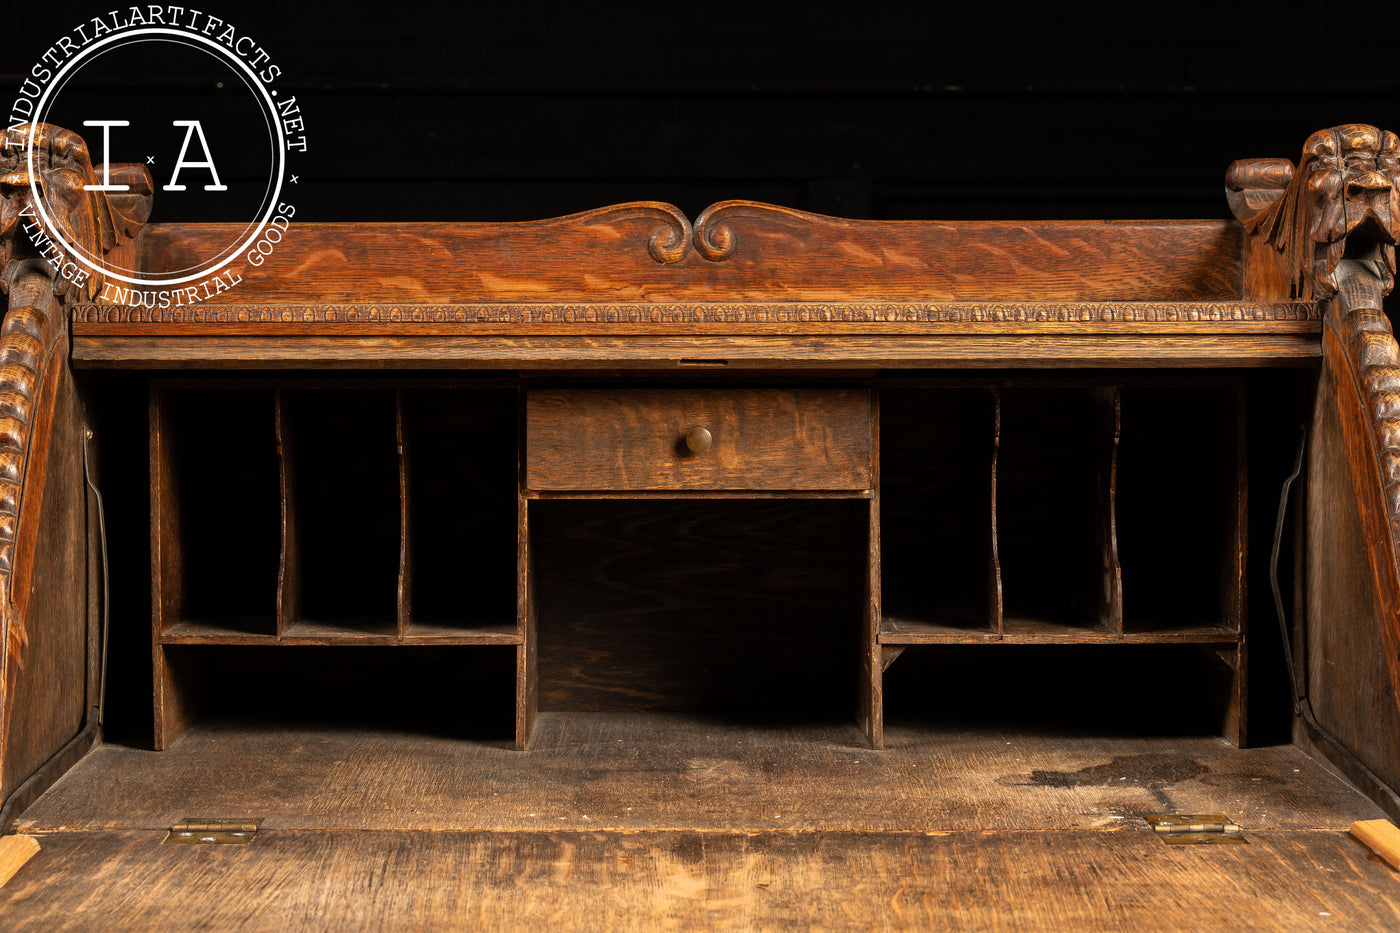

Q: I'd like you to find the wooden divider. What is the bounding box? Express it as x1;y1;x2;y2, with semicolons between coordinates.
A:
275;388;297;640
152;381;524;748
148;378;1247;749
875;380;1247;744
396;389;411;639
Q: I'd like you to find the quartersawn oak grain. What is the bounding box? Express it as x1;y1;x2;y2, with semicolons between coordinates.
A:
134;213;1243;305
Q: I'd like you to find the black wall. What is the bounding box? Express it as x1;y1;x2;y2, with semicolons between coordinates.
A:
6;1;1399;225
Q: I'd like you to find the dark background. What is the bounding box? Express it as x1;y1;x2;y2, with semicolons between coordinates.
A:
1;1;1383;744
6;1;1399;225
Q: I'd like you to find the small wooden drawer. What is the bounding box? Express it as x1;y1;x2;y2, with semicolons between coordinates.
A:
526;389;873;492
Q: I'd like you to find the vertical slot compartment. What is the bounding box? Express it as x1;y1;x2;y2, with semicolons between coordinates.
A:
997;388;1114;635
280;388;401;637
401;388;520;641
878;388;997;638
1117;385;1242;634
153;387;279;638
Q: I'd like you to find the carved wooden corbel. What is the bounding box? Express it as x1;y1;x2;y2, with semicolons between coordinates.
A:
1238;127;1400;801
0;123;148;595
1230;128;1400;552
0;123;148;803
1233;130;1400;546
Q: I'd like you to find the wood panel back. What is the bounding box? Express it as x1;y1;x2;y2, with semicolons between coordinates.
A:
134;213;1242;306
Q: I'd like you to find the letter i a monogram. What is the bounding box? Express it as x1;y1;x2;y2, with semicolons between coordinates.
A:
82;119;228;193
164;120;227;191
82;120;131;191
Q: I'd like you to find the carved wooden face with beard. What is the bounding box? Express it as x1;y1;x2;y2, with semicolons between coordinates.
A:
0;123;116;301
1293;124;1400;298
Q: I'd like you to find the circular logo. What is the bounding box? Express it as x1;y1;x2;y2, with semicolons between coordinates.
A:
9;10;307;303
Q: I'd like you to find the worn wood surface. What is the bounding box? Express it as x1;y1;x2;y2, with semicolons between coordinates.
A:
16;717;1387;834
0;716;1393;931
2;826;1398;933
526;388;872;491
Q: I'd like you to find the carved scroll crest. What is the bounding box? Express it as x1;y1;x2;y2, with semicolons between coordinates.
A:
575;201;691;264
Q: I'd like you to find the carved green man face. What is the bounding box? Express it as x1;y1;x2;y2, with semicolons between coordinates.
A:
1299;124;1400;290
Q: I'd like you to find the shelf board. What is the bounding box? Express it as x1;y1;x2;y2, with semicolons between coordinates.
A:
1000;616;1117;642
879;615;1240;646
158;619;522;646
880;615;999;644
525;489;874;500
278;621;402;645
402;621;522;645
158;621;279;645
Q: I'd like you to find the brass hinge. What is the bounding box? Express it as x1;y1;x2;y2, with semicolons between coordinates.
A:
163;818;262;845
1144;813;1246;845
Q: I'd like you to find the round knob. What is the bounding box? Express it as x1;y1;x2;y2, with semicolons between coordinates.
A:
684;426;713;454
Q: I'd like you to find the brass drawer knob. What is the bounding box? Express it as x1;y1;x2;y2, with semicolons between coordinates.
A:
684;426;713;453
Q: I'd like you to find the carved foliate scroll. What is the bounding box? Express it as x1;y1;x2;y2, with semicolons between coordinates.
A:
1229;124;1400;301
